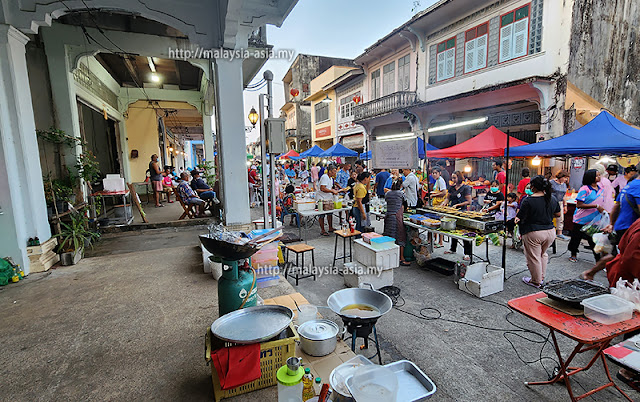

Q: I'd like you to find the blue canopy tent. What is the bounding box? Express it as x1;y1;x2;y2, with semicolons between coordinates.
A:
506;111;640;157
360;150;371;160
418;137;439;159
318;143;358;157
298;145;325;158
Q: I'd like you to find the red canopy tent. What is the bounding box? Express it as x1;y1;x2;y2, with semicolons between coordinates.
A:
279;150;300;159
426;126;528;158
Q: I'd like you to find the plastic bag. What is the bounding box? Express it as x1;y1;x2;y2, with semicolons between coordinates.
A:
611;278;640;312
512;224;522;249
592;233;612;255
580;211;610;236
413;246;431;267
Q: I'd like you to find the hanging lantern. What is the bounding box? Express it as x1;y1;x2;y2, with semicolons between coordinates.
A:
352;95;361;105
290;88;299;97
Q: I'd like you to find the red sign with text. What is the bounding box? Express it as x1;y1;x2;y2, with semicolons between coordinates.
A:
316;126;331;138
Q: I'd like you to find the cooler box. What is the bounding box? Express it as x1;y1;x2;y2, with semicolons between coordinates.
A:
362;232;382;244
343;262;393;289
353;239;399;270
294;200;315;212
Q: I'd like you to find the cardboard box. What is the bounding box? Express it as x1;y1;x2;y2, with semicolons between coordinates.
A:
458;263;504;298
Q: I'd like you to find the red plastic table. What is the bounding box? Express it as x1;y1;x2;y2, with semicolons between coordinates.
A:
508;292;640;401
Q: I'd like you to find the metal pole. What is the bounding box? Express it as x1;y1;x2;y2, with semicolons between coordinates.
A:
502;129;511;278
264;70;277;229
259;94;269;228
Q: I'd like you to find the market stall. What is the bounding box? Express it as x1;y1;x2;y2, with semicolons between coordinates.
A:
318;143;359;158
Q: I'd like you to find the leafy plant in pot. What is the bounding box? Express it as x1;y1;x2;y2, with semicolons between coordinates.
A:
54;211;100;265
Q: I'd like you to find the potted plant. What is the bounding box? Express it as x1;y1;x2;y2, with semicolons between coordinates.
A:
54;211;99;265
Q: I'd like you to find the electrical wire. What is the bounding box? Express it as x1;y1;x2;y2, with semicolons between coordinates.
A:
383;286;560;379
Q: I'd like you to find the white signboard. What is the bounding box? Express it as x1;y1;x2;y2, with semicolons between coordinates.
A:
371;138;419;169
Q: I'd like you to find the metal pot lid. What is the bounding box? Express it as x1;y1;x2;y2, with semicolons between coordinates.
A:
297;319;338;340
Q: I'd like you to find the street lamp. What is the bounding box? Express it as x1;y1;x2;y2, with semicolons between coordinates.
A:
321;95;333;103
248;107;259;127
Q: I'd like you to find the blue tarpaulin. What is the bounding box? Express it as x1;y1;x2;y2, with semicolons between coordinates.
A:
418;137;439;159
507;111;640;157
318;143;359;157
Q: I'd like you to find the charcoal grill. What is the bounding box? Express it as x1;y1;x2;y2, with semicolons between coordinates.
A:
542;279;609;307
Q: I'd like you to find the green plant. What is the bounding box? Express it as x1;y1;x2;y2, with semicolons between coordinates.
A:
36;127;82;147
76;151;101;183
197;160;217;185
54;211;100;253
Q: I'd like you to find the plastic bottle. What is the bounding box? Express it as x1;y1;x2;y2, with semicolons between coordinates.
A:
302;368;315;401
277;357;304;402
313;377;322;396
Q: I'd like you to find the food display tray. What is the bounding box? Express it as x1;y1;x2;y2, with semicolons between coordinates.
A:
384;360;436;401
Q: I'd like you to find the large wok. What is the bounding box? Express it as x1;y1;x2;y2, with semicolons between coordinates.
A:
199;234;258;260
327;287;393;321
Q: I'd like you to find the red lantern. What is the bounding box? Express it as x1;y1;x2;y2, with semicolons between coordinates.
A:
290;88;299;97
352;95;361;104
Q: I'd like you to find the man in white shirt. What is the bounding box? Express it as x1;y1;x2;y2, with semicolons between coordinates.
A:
402;169;419;208
317;165;347;235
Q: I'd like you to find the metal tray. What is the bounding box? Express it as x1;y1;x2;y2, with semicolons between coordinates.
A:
384;360;436;401
210;305;294;344
542;279;609;306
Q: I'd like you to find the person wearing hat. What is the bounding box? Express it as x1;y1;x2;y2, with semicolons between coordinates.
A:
190;169;216;201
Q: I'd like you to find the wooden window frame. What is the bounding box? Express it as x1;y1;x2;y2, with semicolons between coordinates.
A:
498;3;531;64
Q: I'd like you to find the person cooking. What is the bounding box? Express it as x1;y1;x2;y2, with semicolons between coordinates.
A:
444;171;473;261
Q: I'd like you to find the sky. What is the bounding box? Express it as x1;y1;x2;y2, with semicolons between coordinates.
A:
242;0;439;144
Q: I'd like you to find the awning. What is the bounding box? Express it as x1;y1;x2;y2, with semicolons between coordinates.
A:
427;126;528;158
318;143;359;157
340;133;364;150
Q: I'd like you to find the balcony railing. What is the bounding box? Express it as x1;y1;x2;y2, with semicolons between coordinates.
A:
353;91;418;121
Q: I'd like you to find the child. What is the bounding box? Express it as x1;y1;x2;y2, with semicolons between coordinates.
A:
482;180;504;214
281;184;298;226
496;192;518;247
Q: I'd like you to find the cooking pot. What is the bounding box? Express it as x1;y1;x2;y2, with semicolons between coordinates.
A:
296;319;344;357
440;217;457;231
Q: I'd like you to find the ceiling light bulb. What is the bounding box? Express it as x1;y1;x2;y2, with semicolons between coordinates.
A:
151;73;160;82
464;164;472;173
532;156;542;166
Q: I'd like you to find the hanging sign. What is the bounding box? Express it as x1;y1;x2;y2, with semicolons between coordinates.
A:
371;137;419;169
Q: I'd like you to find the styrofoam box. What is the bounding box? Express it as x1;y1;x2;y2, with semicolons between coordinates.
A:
201;244;212;274
294;200;316;212
458;263;504;298
252;218;283;230
343;262;393;290
103;176;125;192
353;239;399;271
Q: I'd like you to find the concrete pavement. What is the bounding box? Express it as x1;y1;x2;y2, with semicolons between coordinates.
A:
0;210;635;401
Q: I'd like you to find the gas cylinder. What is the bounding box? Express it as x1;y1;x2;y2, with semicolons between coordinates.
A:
218;259;258;316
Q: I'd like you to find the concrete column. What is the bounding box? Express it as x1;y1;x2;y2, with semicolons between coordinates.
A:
202;113;215;162
0;24;52;274
213;58;250;225
41;32;83;171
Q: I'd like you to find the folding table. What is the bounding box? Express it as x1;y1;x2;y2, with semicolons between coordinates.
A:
509;292;639;401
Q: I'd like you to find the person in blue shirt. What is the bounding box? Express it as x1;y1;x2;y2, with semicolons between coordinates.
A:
336;163;350;188
581;174;640;281
284;165;296;182
375;169;390;197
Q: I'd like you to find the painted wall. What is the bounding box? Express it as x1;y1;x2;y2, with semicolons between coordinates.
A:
568;0;640;125
125;101;161;182
423;0;572;103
